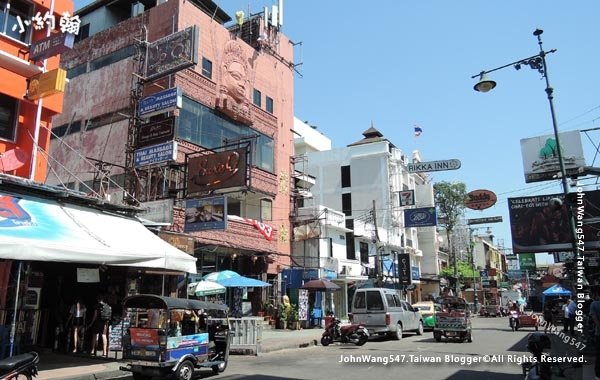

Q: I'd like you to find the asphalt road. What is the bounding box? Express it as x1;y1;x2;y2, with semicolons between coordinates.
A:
116;316;587;380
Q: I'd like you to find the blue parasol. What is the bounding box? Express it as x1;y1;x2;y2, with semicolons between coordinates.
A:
217;275;271;288
203;270;240;282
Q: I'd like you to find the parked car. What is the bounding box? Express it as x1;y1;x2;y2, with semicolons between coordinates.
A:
349;288;423;340
412;301;441;330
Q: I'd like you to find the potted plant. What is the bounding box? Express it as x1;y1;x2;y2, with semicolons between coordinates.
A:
277;304;288;329
288;304;300;330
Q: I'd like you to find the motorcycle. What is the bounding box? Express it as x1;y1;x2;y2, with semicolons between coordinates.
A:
321;317;369;346
509;310;520;331
0;352;40;380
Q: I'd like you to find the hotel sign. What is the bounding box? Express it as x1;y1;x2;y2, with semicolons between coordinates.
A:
29;33;74;62
407;159;461;173
145;26;198;81
27;68;67;100
187;148;248;194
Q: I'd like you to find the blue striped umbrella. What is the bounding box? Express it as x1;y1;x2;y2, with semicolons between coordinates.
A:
202;270;240;282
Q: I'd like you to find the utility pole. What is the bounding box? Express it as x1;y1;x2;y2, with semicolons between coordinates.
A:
372;200;383;287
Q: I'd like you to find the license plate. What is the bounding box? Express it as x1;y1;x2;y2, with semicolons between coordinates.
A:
447;332;457;336
132;350;155;357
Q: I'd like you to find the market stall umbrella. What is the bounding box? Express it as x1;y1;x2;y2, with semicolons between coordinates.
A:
217;275;271;288
202;270;240;282
187;280;226;296
300;279;340;292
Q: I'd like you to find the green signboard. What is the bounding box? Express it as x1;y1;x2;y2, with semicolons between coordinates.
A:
518;253;536;271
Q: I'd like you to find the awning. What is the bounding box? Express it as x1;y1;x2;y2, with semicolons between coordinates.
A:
0;191;197;273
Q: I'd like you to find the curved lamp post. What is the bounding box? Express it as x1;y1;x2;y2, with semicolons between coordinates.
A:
471;28;578;258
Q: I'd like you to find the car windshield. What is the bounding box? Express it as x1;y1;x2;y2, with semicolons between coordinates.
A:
415;305;431;312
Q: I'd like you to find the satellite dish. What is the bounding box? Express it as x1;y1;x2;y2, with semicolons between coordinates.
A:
0;147;28;172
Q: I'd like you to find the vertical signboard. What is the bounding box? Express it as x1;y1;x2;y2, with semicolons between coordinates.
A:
397;253;411;285
518;253;537;271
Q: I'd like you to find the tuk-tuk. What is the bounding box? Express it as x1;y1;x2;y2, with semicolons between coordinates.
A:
120;295;231;380
433;296;472;343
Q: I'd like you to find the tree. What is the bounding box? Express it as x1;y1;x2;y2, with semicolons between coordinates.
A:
434;181;467;293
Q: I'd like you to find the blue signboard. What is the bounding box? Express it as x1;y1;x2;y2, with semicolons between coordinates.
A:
134;141;177;168
404;207;437;228
184;196;227;232
138;87;182;118
411;266;420;280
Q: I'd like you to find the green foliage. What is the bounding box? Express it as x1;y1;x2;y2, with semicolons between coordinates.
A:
433;181;467;232
440;260;479;281
289;304;299;322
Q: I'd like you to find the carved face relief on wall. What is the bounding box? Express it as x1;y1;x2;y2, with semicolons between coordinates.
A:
218;40;252;122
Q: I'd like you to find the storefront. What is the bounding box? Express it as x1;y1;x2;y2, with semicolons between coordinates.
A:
0;181;196;355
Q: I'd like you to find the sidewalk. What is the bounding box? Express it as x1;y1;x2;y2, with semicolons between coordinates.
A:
36;327;322;380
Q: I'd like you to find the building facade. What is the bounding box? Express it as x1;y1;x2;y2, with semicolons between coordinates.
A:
0;0;73;181
46;0;296;312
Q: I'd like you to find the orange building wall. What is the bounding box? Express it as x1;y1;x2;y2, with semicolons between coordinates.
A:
0;0;72;182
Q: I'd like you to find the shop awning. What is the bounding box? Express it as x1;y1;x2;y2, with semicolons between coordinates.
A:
0;191;197;273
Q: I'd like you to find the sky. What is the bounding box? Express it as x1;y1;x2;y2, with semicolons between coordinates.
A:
74;1;600;262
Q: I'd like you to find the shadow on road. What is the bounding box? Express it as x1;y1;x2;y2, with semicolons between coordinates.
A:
218;375;309;380
444;370;522;379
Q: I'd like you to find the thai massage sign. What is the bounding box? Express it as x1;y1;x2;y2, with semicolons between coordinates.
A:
187;148;248;193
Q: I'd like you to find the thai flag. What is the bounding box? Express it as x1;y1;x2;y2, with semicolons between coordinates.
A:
414;126;423;137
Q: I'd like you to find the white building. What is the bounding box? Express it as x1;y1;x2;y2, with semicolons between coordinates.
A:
293;123;436;307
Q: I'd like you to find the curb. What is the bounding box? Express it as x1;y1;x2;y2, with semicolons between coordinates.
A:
258;339;318;354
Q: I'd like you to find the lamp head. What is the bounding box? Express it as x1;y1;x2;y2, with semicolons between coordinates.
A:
235;11;245;26
474;72;497;93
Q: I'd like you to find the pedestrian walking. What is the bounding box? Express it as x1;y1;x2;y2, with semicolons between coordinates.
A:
562;300;570;333
589;289;600;380
66;297;86;353
567;298;576;335
88;295;111;357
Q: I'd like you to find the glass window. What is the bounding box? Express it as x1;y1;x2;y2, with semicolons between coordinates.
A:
0;93;18;141
201;57;212;79
353;292;365;310
385;294;396;308
366;291;384;311
260;199;272;221
74;23;90;43
359;242;369;264
265;96;273;113
342;193;352;216
345;232;355;260
178;96;274;173
341;165;351;188
2;0;33;43
393;295;402;308
253;89;261;107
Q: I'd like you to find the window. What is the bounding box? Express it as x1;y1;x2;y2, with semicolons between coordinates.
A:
74;23;90;43
253;89;261;107
345;232;355;260
0;94;18;141
228;198;241;216
1;0;33;43
201;57;212;79
260;199;272;221
341;193;352;216
265;96;273;113
359;242;369;264
353;292;366;310
178;97;274;173
385;294;396;308
67;63;87;79
393;295;402;308
366;291;384;311
341;165;351;188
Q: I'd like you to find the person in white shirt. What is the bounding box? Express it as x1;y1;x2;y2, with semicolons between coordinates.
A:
562;300;570;333
66;297;86;353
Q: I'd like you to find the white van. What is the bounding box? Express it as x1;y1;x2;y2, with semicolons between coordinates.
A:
350;288;423;340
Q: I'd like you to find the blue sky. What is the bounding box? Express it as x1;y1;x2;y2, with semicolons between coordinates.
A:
75;1;600;261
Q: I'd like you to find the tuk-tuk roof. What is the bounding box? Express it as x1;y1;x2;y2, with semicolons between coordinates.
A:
123;294;228;312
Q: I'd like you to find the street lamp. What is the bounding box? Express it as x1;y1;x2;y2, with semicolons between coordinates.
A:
471;28;578;257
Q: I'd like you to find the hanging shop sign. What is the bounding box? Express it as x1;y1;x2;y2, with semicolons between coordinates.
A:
407;159;461;173
398;190;415;206
184;196;227;232
518;253;537;271
398;253;412;286
138;87;182;118
467;216;503;225
404;207;437;228
136;117;175;148
134;141;177;168
145;26;198;81
27;68;67;100
464;189;497;210
139;199;175;224
29;33;75;62
411;266;420;280
158;231;195;254
520;131;585;183
187;148;248;194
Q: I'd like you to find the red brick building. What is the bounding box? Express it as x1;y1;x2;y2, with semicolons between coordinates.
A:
47;0;296;307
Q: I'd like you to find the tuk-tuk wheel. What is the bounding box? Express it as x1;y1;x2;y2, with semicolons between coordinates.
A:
132;373;150;380
176;361;194;380
467;332;472;343
212;361;227;374
433;331;441;342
